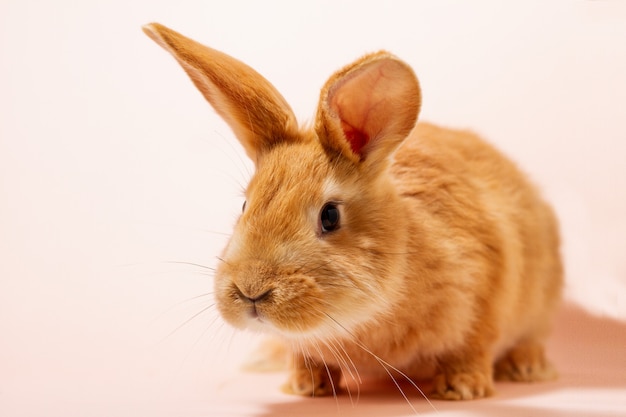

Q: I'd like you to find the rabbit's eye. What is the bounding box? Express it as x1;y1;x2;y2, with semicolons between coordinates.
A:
242;200;247;213
320;203;340;233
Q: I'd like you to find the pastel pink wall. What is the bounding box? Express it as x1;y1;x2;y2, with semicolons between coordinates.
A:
1;1;624;416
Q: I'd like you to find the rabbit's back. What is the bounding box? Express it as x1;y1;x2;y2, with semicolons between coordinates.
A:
391;122;563;356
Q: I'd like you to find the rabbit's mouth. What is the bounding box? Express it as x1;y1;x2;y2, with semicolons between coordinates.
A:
215;268;332;335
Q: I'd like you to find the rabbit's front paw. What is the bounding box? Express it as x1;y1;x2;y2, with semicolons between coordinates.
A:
283;364;341;397
495;341;557;382
432;370;494;400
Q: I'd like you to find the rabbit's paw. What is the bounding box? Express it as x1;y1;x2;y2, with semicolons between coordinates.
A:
283;364;341;397
495;341;557;382
432;370;494;400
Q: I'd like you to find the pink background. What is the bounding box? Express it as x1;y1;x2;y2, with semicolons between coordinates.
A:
1;1;625;416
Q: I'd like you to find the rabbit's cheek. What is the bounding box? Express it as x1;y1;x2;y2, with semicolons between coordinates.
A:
213;277;248;330
258;279;329;335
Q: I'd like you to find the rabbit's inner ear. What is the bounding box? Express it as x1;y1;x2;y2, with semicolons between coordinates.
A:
340;121;369;156
316;52;421;166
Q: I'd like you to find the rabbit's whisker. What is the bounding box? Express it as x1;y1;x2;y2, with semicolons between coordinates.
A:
322;336;361;406
311;339;340;408
215;256;230;266
176;308;224;370
150;292;215;327
162;260;216;271
324;312;438;415
328;334;362;385
161;303;216;342
298;260;334;275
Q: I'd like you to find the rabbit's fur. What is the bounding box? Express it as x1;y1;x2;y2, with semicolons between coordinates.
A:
144;23;563;400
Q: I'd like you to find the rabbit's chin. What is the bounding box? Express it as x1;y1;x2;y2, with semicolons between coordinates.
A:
227;311;330;338
233;304;388;344
234;319;328;342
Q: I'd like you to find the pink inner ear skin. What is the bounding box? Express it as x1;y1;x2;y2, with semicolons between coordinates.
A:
341;121;369;156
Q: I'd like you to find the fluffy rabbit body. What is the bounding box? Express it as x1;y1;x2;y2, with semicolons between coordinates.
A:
144;23;563;400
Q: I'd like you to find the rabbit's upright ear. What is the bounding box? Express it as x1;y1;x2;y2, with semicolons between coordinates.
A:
143;23;299;163
316;52;421;168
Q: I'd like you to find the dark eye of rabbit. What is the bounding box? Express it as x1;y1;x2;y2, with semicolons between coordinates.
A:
242;200;246;213
320;203;340;233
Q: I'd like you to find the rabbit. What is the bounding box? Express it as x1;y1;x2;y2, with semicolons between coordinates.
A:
143;23;563;400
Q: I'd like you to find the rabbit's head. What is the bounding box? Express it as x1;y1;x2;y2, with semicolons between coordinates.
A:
143;23;421;339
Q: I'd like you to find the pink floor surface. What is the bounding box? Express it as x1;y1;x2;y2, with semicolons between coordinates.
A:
2;303;624;416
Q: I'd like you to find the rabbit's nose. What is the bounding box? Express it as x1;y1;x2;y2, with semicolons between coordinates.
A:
246;289;273;303
235;285;273;303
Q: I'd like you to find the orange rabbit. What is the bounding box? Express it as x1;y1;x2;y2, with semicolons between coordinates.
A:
143;23;563;400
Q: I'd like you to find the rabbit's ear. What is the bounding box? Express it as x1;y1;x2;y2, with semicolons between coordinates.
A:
316;52;420;168
143;23;299;162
